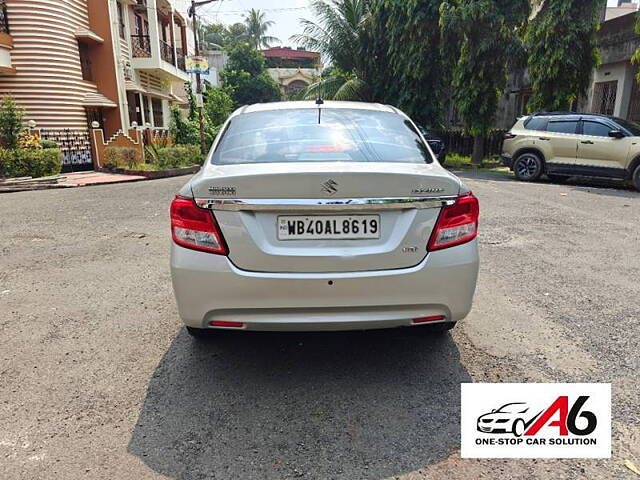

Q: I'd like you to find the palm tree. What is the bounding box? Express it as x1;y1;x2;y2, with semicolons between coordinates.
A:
243;9;281;49
290;0;372;101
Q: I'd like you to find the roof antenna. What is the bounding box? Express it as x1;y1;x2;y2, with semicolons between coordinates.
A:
316;75;323;124
316;73;324;105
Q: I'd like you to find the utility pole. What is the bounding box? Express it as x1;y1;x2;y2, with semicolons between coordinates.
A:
189;0;219;154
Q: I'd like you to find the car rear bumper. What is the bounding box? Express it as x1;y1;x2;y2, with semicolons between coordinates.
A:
170;240;479;331
501;154;513;169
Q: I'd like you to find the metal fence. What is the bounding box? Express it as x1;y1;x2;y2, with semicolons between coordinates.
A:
39;129;94;173
434;129;508;158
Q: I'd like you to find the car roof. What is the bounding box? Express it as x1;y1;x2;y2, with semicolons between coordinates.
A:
530;111;616;122
234;101;400;117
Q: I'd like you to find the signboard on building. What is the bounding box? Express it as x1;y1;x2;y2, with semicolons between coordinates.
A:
186;56;210;75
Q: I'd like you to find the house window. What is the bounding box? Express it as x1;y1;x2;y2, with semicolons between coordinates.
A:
117;2;126;39
152;98;164;127
78;42;93;81
628;75;640;122
592;81;618;116
515;89;532;117
127;91;142;126
142;95;151;125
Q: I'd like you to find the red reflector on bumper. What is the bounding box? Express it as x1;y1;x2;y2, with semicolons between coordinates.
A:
209;321;244;328
412;315;446;324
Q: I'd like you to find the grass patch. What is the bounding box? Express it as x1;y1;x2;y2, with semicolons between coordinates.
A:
445;153;507;171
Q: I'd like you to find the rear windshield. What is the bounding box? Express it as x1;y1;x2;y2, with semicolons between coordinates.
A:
211;108;432;165
523;117;547;131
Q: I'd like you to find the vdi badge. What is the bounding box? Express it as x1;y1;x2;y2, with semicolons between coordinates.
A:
461;383;611;458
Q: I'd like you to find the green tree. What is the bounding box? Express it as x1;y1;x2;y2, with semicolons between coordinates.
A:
291;0;373;101
243;9;280;49
372;0;444;126
440;0;530;164
0;95;25;149
185;82;198;121
204;85;233;126
220;43;282;107
527;0;604;112
200;22;248;50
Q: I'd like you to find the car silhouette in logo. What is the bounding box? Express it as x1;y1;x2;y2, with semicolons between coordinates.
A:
477;402;540;437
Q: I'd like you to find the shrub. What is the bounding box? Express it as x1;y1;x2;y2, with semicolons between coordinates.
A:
155;145;204;169
0;96;25;149
0;147;62;178
18;130;42;150
41;139;59;149
169;106;200;146
103;146;143;169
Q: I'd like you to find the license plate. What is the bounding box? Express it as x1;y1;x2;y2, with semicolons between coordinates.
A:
278;215;380;240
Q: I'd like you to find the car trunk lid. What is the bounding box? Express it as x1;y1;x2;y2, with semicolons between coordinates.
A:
191;162;461;273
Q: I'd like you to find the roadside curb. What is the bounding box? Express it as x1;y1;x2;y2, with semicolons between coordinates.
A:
98;165;200;178
0;167;200;193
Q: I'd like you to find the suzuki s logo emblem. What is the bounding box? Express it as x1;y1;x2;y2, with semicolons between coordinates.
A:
321;179;338;195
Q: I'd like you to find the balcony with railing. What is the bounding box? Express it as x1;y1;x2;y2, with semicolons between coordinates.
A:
133;0;148;12
131;34;151;58
128;0;189;82
175;46;186;72
160;39;174;65
0;4;8;34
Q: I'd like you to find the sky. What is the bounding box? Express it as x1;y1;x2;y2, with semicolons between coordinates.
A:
194;0;622;49
197;0;315;48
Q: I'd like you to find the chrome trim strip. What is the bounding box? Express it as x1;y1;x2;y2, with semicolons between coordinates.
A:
195;196;457;211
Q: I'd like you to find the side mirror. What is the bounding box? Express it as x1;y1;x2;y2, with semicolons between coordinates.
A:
609;130;625;139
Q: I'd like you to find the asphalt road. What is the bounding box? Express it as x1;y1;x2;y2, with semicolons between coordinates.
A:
0;171;638;480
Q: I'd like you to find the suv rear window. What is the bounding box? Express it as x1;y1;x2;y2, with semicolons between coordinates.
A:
211;108;432;165
524;117;547;131
547;120;578;134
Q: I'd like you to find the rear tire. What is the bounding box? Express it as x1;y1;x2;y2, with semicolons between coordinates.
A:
513;153;543;181
632;164;640;191
547;174;570;183
186;326;215;339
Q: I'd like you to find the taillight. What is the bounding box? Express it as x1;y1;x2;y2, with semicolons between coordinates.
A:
428;193;479;251
503;132;517;140
170;195;228;254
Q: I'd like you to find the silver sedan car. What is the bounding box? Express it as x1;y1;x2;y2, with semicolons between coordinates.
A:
170;101;479;337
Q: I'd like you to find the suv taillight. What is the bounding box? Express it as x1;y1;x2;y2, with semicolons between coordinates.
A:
428;193;479;251
170;195;228;255
503;132;517;140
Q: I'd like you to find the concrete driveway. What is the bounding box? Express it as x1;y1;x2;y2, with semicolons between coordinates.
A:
0;172;638;479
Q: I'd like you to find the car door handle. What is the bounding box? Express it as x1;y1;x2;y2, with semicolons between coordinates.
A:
580;140;594;145
538;137;550;141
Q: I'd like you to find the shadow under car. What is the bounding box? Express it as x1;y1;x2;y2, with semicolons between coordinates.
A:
128;327;471;480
